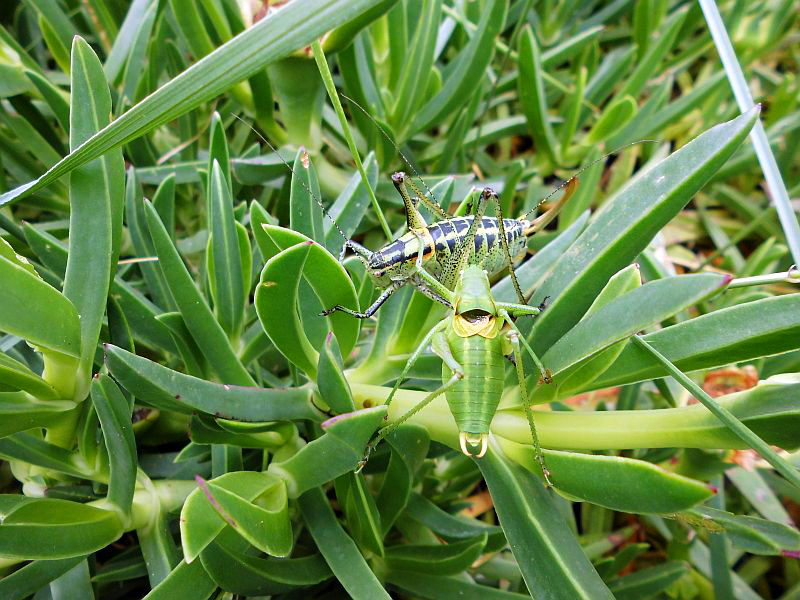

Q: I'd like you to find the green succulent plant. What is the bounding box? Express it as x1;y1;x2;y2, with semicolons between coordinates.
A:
0;1;799;599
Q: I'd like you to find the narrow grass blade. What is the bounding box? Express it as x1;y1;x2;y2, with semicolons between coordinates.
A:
631;335;800;490
312;40;391;240
0;0;380;207
699;0;800;265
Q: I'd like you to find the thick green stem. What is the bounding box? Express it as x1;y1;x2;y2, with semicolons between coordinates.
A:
350;379;796;452
89;479;195;531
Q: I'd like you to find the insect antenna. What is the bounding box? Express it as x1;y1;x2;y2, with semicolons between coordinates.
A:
340;93;441;212
228;113;350;246
520;139;663;221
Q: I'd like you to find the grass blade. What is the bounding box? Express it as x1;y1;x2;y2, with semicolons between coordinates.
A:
0;0;380;207
699;0;800;265
631;335;800;490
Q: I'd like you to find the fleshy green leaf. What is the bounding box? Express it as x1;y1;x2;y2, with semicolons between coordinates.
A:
255;228;359;377
269;407;387;497
199;528;331;595
518;25;559;164
142;559;216;600
526;108;759;358
206;160;245;338
62;37;125;400
477;448;614;599
298;486;391;599
105;345;320;421
589;294;800;389
181;471;287;562
499;440;712;514
317;332;356;414
0;499;123;559
91;374;137;515
0;254;80;358
143;199;253;385
0;0;383;206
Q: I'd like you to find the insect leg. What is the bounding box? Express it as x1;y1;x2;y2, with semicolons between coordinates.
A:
498;309;551;384
412;282;453;309
340;239;373;263
507;328;552;486
392;172;428;230
366;330;462;459
383;319;451;409
410;229;455;307
406;176;450;221
320;280;402;318
496;301;541;318
489;190;527;305
440;188;490;288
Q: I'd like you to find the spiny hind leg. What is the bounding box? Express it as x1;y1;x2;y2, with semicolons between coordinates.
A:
406;174;450;221
440;188;490;289
498;309;551;384
507;328;552;486
488;189;526;305
410;229;454;307
392;172;428;230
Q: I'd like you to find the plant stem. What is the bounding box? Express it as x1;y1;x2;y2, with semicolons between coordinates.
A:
727;268;800;288
311;39;393;241
350;379;796;453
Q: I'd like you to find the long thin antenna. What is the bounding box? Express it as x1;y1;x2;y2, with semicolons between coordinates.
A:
340;93;440;210
228;113;350;245
467;0;534;166
520;139;663;220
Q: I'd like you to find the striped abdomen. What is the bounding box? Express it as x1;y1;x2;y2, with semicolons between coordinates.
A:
442;328;506;436
368;216;528;284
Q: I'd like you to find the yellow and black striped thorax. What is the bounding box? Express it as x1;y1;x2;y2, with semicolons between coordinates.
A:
368;216;528;277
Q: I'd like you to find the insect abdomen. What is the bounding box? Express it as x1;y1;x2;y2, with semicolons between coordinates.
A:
443;331;505;435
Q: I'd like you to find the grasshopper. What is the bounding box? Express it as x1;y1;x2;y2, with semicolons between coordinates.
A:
321;173;577;317
361;191;553;479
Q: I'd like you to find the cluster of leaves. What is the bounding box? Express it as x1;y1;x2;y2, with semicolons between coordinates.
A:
0;0;799;599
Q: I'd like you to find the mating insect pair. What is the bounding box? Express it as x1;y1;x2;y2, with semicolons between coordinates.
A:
244;108;577;477
320;170;575;479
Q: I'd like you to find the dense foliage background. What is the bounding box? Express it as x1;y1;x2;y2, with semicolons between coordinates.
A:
0;0;799;598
